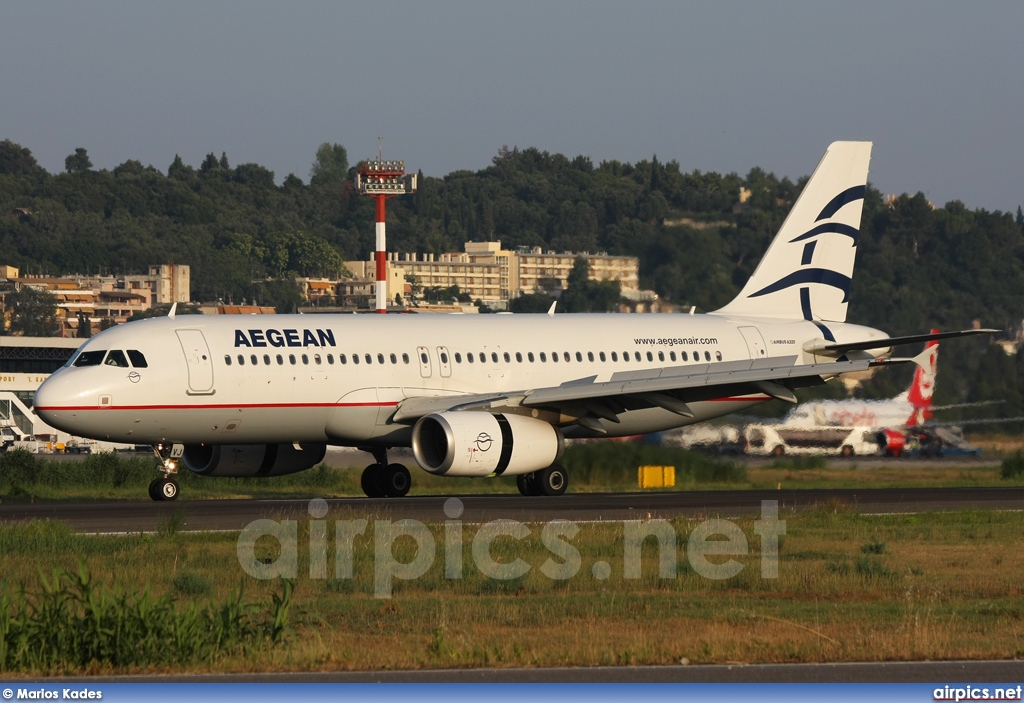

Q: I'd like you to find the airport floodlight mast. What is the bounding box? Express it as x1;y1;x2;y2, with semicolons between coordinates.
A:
355;147;417;313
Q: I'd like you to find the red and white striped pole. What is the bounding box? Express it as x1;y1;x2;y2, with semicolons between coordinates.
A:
356;157;416;314
374;195;387;314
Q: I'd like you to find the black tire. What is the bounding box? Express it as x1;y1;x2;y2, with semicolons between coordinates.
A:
841;445;854;457
361;464;385;498
158;478;179;501
771;445;785;457
384;463;411;498
535;464;568;496
516;473;538;496
148;478;161;502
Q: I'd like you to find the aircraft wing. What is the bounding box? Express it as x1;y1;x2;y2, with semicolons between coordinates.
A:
393;354;917;432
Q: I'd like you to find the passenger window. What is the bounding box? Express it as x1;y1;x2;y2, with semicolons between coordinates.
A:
611;352;618;362
302;354;309;364
528;352;535;362
540;352;547;362
634;352;641;362
251;354;258;365
515;352;522;363
352;354;359;365
622;352;629;363
402;353;409;364
658;351;665;362
599;352;606;362
276;354;284;365
264;354;271;365
692;350;698;361
716;351;723;361
552;352;559;363
586;352;593;362
237;355;245;366
670;351;676;362
455;353;462;363
565;352;571;362
646;352;654;362
289;354;296;365
377;353;385;364
106;350;130;367
340;354;348;364
74;350;106;367
315;354;322;365
440;352;449;364
503;352;510;363
390;353;397;364
467;353;474;364
705;351;711;362
420;352;428;364
127;350;148;368
681;351;688;362
365;354;372;365
224;355;232;366
327;354;334;364
491;352;498;363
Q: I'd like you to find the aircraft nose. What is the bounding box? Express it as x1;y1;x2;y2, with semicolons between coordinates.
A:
33;375;82;429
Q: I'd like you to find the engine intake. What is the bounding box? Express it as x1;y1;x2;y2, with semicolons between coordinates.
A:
182;443;327;477
412;412;562;477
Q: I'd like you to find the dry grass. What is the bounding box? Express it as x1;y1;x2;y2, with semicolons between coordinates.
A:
2;508;1023;674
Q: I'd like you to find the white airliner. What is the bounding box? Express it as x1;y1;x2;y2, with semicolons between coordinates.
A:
33;142;991;501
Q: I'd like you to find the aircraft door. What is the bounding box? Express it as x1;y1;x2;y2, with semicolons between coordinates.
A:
416;346;432;378
738;326;767;359
436;346;452;378
176;329;215;395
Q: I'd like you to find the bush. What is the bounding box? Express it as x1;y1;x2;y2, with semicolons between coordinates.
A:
0;566;292;672
1001;451;1024;479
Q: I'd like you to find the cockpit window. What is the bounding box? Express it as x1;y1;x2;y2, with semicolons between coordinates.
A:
105;350;130;368
74;350;106;367
127;350;148;368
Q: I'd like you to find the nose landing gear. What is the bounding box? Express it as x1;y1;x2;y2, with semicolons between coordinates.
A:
148;444;181;501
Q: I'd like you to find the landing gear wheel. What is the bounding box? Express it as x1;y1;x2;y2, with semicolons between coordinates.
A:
149;477;179;501
516;473;540;496
841;445;855;457
384;463;411;498
534;464;568;496
361;464;386;498
771;445;785;457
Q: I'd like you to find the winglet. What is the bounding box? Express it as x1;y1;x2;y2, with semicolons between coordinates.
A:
168;302;177;319
547;301;557;316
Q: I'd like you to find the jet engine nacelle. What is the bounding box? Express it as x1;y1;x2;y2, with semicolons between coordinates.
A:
182;443;327;477
411;412;563;477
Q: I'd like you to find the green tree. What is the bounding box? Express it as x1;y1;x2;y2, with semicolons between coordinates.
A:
64;148;92;174
8;288;60;336
558;257;622;313
310;143;349;187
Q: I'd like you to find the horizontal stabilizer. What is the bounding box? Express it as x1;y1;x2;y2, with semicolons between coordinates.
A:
803;328;998;356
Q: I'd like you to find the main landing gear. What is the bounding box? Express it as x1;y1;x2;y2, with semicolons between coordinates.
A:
515;464;569;497
360;447;411;498
148;444;180;502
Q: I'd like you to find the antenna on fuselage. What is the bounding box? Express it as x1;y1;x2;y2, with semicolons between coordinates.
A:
168;302;177;319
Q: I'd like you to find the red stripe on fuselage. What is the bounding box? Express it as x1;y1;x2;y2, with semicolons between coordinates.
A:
35;396;770;413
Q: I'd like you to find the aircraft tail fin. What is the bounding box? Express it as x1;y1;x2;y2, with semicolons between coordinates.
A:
905;330;939;426
714;141;872;323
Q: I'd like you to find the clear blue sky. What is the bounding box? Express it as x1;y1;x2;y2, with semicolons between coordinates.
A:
3;1;1022;212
